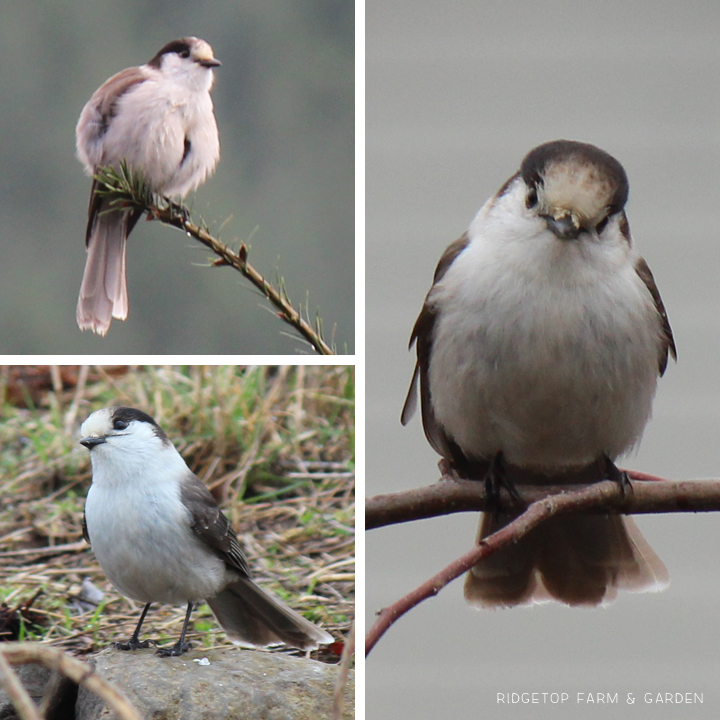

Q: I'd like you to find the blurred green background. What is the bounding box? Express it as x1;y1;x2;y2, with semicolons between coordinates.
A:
0;1;354;354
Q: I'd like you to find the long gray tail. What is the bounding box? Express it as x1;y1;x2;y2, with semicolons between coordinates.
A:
76;196;131;335
207;577;333;650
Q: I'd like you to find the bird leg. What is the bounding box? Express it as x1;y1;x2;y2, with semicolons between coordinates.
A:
114;602;154;651
602;453;632;496
165;199;190;225
483;452;522;518
156;602;194;657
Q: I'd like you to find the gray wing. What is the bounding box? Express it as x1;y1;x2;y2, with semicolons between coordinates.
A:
76;66;149;171
180;473;252;578
634;256;677;375
402;233;470;458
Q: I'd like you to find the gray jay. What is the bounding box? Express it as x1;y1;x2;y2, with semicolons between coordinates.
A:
80;406;333;656
402;140;675;607
76;37;221;336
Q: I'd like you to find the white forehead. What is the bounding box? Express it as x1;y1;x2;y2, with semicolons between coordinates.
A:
192;38;215;59
540;159;615;222
80;407;161;444
80;408;115;437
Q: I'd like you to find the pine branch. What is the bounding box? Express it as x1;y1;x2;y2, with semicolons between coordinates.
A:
93;163;335;355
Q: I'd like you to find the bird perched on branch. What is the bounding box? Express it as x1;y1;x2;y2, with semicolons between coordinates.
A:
75;37;221;335
403;139;675;607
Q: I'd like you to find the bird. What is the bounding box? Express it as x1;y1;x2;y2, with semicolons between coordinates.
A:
80;406;333;656
402;139;675;608
75;37;221;335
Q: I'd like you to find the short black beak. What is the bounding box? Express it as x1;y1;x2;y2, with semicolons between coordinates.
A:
80;436;106;449
198;57;221;68
544;214;582;241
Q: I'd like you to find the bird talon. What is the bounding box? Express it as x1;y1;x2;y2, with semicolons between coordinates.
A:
482;453;522;517
114;639;154;651
602;454;632;496
156;641;192;657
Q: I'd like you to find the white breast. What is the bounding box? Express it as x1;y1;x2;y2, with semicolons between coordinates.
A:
99;75;219;197
84;470;226;604
427;197;662;470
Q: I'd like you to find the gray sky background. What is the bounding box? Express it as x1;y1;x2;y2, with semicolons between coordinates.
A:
367;1;720;718
0;1;354;354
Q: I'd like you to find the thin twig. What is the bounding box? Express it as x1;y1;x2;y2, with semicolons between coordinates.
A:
332;619;355;720
366;471;720;529
0;541;88;559
0;644;143;720
366;479;644;655
93;163;335;355
63;364;90;438
0;649;43;720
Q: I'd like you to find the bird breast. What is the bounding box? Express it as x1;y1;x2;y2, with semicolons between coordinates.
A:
427;227;662;469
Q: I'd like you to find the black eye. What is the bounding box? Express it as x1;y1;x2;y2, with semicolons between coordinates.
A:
178;49;190;59
526;187;538;209
113;420;128;431
595;216;609;234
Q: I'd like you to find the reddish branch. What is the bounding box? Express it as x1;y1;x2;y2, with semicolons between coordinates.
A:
366;471;720;529
365;473;720;656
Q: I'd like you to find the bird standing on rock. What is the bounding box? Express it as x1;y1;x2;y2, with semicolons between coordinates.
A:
81;406;333;656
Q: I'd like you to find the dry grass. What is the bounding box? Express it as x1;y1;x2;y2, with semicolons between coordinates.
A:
0;366;354;662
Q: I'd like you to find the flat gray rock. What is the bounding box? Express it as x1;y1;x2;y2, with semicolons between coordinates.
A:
76;647;354;720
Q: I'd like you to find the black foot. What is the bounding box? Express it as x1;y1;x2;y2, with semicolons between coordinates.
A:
602;454;632;496
483;453;522;517
114;638;154;651
156;641;192;657
165;199;190;224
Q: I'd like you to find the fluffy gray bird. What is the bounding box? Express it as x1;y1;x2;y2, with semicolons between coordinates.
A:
403;140;675;607
76;37;221;335
80;406;333;656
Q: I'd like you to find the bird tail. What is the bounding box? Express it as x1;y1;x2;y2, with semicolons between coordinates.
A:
76;190;140;335
464;511;668;607
207;577;333;650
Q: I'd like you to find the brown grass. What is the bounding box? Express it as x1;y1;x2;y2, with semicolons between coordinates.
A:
0;366;354;662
